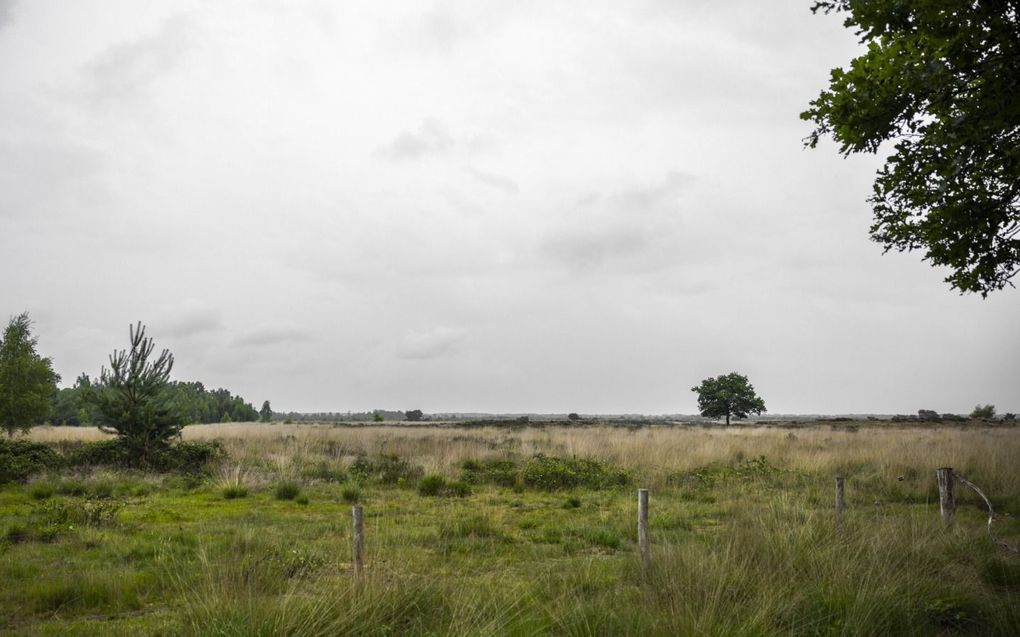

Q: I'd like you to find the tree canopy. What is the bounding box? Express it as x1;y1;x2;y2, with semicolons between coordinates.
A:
802;1;1020;295
0;313;60;437
691;373;766;426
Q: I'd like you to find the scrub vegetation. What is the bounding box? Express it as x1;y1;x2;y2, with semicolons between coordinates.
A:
2;422;1019;635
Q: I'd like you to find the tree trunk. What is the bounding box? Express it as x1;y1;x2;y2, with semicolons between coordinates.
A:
725;413;730;426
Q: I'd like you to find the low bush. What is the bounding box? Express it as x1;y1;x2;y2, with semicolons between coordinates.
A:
418;474;473;497
30;483;54;500
0;439;62;484
222;486;248;500
349;454;423;485
340;485;362;504
418;474;446;496
66;439;225;472
521;454;629;491
460;458;519;487
274;481;301;501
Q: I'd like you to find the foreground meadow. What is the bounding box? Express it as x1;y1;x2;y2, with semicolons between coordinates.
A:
3;422;1020;635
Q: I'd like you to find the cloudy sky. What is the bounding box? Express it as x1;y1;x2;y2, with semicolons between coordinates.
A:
2;0;1017;415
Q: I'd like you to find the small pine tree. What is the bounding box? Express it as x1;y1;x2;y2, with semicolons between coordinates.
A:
91;322;183;460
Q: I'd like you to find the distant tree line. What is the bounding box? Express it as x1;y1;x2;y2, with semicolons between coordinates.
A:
47;376;259;427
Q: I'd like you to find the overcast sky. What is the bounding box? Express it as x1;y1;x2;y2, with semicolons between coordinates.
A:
2;0;1017;415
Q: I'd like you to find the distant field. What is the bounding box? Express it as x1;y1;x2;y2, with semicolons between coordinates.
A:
4;422;1020;635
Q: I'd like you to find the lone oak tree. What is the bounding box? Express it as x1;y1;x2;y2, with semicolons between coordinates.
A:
0;313;59;437
692;373;766;426
802;1;1020;296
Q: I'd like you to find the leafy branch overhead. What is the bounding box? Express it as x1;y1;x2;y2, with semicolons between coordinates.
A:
802;1;1020;295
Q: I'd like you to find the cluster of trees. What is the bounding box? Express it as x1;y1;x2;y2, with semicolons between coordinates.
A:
0;316;267;447
48;377;261;427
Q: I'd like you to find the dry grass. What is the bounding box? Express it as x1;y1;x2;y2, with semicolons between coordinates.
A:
27;421;1020;491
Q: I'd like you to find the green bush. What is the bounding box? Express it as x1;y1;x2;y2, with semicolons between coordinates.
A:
419;474;473;497
460;458;519;487
30;483;54;500
340;485;362;503
418;474;446;496
0;439;62;484
349;454;423;485
274;481;301;501
521;454;629;491
222;486;248;500
66;439;225;472
445;480;472;497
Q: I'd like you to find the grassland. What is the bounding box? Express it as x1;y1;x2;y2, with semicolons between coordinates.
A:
2;422;1020;635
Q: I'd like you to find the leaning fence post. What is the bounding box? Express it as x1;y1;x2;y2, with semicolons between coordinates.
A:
936;467;955;529
637;488;649;572
352;505;364;577
835;475;845;533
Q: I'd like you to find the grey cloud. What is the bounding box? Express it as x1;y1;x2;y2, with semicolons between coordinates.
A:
157;307;224;340
396;327;466;360
538;171;696;273
85;15;197;102
234;325;311;347
376;119;454;160
0;0;16;29
466;166;519;194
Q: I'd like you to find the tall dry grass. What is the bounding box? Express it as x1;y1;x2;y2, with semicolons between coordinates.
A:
28;422;1020;492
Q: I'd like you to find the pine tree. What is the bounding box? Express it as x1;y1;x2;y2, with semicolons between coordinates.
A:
91;322;183;459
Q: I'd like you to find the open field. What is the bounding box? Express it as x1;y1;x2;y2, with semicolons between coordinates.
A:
3;422;1020;635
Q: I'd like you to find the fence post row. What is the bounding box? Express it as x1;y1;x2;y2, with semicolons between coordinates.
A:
835;475;845;533
638;488;650;572
352;505;364;577
936;467;955;529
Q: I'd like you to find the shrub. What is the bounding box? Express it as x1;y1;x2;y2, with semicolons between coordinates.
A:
222;486;248;500
66;439;225;472
340;485;362;504
521;454;629;491
0;439;62;484
439;515;504;540
971;404;996;419
445;480;472;497
418;474;446;496
349;454;423;485
274;481;301;501
30;483;54;500
459;458;518;487
295;495;309;505
301;461;346;483
419;475;473;497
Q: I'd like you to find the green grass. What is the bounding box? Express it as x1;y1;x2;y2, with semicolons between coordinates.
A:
1;426;1019;635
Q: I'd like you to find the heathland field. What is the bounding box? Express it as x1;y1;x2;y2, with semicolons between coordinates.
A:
3;422;1020;636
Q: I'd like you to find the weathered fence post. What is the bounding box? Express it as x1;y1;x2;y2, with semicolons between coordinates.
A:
638;488;649;572
936;467;955;529
835;475;845;533
352;505;364;577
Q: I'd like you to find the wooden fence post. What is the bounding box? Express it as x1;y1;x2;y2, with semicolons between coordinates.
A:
936;467;955;529
835;475;845;533
638;488;649;572
352;505;364;577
